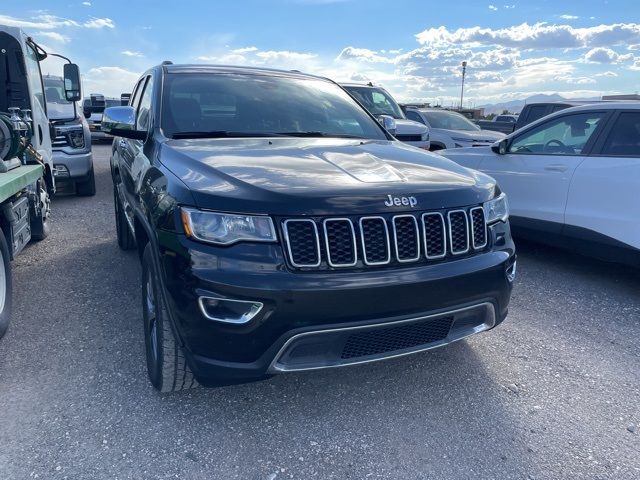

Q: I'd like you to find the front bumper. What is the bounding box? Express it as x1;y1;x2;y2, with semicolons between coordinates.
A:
158;220;515;384
52;150;93;180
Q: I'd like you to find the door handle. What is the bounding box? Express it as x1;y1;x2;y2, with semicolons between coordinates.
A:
544;164;568;172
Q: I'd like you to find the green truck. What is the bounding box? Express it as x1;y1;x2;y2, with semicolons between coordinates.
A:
0;26;81;338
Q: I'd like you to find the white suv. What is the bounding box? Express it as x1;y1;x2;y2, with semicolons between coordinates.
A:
405;107;505;151
440;103;640;266
341;83;430;150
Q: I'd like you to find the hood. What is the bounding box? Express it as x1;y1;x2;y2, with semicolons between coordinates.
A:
160;137;497;215
433;128;505;142
438;146;494;170
394;119;429;135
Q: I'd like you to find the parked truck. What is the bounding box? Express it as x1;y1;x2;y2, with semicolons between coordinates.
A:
0;26;81;338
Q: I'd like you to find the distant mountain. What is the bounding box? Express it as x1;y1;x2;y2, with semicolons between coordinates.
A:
478;93;599;115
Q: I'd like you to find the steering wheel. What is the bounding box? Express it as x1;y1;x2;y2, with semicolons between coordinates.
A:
544;139;567;152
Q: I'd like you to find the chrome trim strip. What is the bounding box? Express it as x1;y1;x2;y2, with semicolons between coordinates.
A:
469;206;488;250
447;210;470;255
197;296;263;325
323;218;358;268
359;216;391;266
392;214;421;263
421;212;447;260
268;302;496;373
282;219;322;268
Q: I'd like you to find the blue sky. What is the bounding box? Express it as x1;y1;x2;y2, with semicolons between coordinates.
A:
2;0;639;106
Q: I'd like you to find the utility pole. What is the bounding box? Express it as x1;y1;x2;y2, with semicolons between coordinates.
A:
460;61;467;110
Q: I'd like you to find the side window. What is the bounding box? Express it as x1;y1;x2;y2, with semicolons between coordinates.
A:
600;112;640;156
509;112;605;155
136;76;154;131
406;110;425;124
24;44;46;114
524;105;548;125
129;77;145;110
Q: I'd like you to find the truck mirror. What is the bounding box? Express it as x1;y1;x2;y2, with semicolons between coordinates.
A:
63;63;81;102
491;138;509;155
102;106;146;140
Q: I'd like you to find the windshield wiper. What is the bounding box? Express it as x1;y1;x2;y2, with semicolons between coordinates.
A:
171;131;287;139
278;131;365;139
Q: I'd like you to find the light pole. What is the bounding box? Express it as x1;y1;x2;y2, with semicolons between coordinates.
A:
460;61;467;110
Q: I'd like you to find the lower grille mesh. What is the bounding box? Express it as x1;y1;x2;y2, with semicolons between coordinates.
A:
341;316;454;359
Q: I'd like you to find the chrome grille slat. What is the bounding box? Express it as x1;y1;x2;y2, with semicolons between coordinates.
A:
470;207;488;250
422;212;447;259
392;215;420;263
447;210;470;255
282;219;321;268
323;218;357;267
282;206;486;269
359;216;391;266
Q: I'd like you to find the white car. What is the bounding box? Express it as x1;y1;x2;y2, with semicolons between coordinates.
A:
341;83;430;150
440;103;640;266
404;108;506;151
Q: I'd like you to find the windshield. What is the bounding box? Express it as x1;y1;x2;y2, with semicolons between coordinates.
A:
44;77;75;120
161;74;388;140
421;110;480;131
343;86;405;119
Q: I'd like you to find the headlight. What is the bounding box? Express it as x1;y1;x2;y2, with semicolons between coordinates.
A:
68;129;85;148
181;208;277;245
483;193;509;224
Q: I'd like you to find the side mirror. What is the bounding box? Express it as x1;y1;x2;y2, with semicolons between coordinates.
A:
378;114;397;136
491;138;508;155
102;106;146;140
63;63;81;102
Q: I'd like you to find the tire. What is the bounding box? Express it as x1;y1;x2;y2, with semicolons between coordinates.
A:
114;184;136;250
30;179;51;241
142;243;198;392
0;232;13;340
76;168;96;196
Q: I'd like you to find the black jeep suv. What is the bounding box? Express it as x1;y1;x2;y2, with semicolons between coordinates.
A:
103;64;516;392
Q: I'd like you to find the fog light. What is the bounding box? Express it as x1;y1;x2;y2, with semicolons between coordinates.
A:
506;260;517;283
53;165;70;177
198;296;263;324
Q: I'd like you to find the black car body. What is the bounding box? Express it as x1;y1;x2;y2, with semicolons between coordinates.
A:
104;64;516;392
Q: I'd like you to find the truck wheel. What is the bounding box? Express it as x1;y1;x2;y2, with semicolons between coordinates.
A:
114;184;135;250
141;243;198;392
0;232;13;339
30;179;51;241
76;168;96;196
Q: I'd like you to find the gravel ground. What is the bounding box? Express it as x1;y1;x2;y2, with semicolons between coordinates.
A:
0;144;638;480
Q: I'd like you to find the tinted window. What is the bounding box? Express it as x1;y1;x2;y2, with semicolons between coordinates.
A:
509;112;605;155
161;74;388;140
406;110;425;124
129;77;146;110
343;86;405;119
524;105;549;124
136;76;154;131
496;115;516;123
600;112;640;156
420;110;479;131
24;44;46;114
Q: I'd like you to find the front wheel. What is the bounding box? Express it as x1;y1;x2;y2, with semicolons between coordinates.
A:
141;243;197;392
30;179;50;241
0;231;13;339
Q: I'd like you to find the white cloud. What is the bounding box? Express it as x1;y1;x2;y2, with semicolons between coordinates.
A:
415;22;640;50
595;71;618;77
559;15;579;20
504;4;515;9
83;67;140;97
83;17;115;29
35;31;70;43
584;47;633;63
231;46;258;54
82;1;92;5
336;47;393;63
488;5;498;11
254;50;317;63
121;50;144;57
